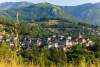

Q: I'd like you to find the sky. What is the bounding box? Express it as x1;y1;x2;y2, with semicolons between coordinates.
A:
0;0;100;6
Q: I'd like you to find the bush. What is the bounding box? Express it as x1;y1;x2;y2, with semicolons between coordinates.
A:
0;43;11;58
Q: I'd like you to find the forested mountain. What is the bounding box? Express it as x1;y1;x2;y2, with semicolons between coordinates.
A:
0;2;74;22
0;2;100;25
62;3;100;25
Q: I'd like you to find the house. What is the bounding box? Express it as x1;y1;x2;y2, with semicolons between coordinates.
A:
82;38;87;44
58;36;65;45
65;40;73;48
0;35;3;43
85;40;94;47
37;38;42;46
67;36;72;40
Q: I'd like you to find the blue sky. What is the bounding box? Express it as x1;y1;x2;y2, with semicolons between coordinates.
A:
0;0;100;6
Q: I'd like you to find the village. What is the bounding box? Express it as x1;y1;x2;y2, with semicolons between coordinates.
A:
0;32;95;51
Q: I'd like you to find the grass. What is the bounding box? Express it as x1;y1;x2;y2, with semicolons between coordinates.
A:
0;58;39;67
0;57;100;67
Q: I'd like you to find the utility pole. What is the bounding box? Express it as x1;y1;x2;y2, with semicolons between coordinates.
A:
16;11;19;24
15;11;20;48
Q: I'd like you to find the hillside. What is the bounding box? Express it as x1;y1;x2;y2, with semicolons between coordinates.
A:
0;2;75;22
0;2;100;25
62;3;100;25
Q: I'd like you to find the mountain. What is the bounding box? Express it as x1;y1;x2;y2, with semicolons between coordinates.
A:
62;3;100;25
0;1;33;10
0;2;100;25
0;2;75;22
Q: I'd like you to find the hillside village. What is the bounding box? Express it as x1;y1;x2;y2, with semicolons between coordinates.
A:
0;1;100;67
0;34;95;49
0;22;96;52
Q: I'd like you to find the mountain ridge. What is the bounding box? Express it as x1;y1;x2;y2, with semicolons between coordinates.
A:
0;1;33;10
0;2;76;22
62;3;100;25
0;2;100;25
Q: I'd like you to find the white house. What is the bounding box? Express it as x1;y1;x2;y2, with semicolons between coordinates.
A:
66;40;73;47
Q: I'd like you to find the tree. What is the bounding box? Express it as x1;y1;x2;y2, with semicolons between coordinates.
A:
47;48;67;64
88;38;100;52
